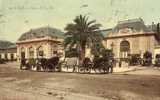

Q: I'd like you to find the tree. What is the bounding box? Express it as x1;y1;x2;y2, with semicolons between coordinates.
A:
155;23;160;42
64;15;104;63
157;23;160;33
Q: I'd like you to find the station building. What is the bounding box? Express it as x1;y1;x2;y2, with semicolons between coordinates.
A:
16;26;64;61
103;18;160;60
0;41;17;61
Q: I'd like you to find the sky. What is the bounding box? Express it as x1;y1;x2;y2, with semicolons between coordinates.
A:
0;0;160;42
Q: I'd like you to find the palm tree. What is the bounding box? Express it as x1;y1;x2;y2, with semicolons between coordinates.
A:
64;15;104;64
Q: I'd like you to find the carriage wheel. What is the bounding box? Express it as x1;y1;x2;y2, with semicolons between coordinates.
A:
55;66;58;71
84;68;91;73
97;68;102;74
92;68;98;74
78;66;84;73
56;64;61;72
105;67;109;74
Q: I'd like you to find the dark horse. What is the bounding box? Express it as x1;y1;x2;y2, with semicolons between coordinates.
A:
92;56;110;74
20;59;31;70
36;56;60;72
142;51;152;66
78;57;92;73
79;56;113;74
20;58;26;70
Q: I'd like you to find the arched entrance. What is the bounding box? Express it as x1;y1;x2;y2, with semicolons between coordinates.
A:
29;47;34;58
37;46;44;57
120;40;130;59
10;53;14;61
21;47;25;59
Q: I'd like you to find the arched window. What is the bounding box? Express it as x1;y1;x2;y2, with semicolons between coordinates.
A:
120;40;130;58
120;40;130;52
37;46;44;57
5;53;7;59
29;47;34;58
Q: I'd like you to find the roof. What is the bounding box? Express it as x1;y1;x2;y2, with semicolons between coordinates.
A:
100;29;113;37
18;26;64;41
0;40;16;49
102;18;155;37
113;18;150;33
7;44;17;49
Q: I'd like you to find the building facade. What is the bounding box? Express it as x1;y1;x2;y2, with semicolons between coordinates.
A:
16;26;64;61
103;18;159;60
0;45;17;61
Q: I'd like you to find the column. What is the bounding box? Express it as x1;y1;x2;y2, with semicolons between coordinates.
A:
48;43;52;58
25;47;28;59
45;42;52;58
34;46;37;59
17;46;20;62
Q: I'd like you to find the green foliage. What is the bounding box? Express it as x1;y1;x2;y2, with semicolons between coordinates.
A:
157;23;160;33
28;58;36;66
101;49;114;58
65;48;79;58
64;14;104;58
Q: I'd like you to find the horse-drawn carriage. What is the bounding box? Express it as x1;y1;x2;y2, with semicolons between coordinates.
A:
20;48;114;74
20;55;114;74
129;54;141;66
0;59;6;64
142;51;152;66
78;56;114;74
155;54;160;67
20;57;60;72
62;49;114;74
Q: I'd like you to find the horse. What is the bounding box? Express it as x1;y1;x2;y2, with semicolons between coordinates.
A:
92;57;110;74
78;57;92;73
36;58;47;71
36;56;59;72
47;56;59;71
20;58;27;70
20;59;32;70
27;58;37;70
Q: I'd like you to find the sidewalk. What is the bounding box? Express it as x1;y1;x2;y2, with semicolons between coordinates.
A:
113;66;160;75
113;65;146;73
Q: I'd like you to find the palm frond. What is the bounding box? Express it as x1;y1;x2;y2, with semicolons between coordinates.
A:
87;20;96;27
64;36;73;48
64;14;104;57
